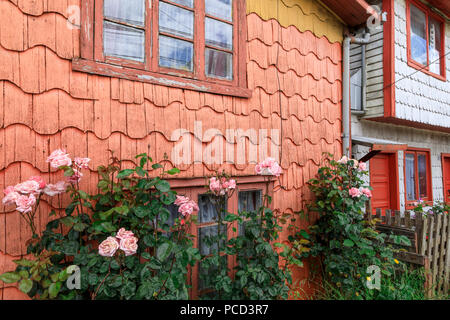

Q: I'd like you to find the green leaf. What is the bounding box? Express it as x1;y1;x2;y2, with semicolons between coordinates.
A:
155;180;170;193
117;169;134;179
156;242;172;261
166;168;180;175
64;167;75;177
136;167;147;177
343;239;354;247
0;272;21;284
19;279;33;294
49;282;62;299
152;163;163;170
13;259;34;267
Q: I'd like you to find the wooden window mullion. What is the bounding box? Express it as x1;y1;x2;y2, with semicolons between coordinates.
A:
151;0;160;72
94;0;105;62
194;0;205;80
144;0;153;71
425;13;429;71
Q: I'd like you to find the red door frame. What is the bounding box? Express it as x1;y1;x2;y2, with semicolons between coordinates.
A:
442;153;450;203
370;151;400;212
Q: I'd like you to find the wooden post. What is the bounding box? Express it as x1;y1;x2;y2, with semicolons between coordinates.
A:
405;210;411;228
386;209;392;226
443;214;450;294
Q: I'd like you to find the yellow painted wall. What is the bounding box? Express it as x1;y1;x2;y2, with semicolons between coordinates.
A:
246;0;344;43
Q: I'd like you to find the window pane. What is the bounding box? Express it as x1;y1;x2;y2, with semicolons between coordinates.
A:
159;1;194;39
205;48;232;80
205;0;232;22
410;4;427;65
103;21;145;62
205;17;233;50
405;153;416;201
350;69;362;111
418;154;428;199
159;35;193;71
238;190;262;212
429;18;442;75
104;0;145;26
171;0;193;7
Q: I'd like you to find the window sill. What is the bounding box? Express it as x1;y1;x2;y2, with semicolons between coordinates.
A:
406;59;446;82
72;58;252;98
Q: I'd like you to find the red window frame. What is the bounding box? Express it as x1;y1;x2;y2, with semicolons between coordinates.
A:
404;148;433;208
406;0;446;81
168;176;272;298
76;0;251;97
442;153;450;203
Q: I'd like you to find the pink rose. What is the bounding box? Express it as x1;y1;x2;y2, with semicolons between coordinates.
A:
228;179;236;189
2;191;20;206
15;194;36;213
74;157;90;169
67;169;83;184
361;188;372;198
47;149;72;169
15;180;41;195
174;195;190;206
358;162;367;171
255;157;282;177
98;236;120;257
116;228;134;240
349;187;361;198
4;186;15;195
337;156;349;164
209;177;222;195
28;176;46;189
119;236;138;256
43;181;67;197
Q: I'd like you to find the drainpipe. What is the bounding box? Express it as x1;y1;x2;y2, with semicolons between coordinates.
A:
342;32;371;157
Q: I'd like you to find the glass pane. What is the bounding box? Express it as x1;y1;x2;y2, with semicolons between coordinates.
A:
429;18;442;75
205;17;233;50
206;0;232;22
405;153;416;201
159;1;194;39
198;194;226;223
350;69;362;111
164;204;179;227
159;35;193;71
418;154;428;199
238;190;262;212
103;21;145;62
205;48;232;80
104;0;145;26
171;0;193;7
410;4;427;65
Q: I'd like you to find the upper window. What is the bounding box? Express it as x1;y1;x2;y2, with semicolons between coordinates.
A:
406;0;446;79
77;0;250;97
405;149;432;206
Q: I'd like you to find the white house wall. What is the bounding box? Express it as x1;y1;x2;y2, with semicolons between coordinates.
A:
394;0;450;127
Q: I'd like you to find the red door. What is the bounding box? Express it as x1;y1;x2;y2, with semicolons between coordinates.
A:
370;153;399;213
443;155;450;203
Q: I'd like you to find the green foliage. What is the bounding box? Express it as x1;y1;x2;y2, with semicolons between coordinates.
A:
198;173;301;300
288;153;411;300
1;153;200;300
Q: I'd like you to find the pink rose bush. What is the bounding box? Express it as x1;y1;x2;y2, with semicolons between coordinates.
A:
208;176;236;197
47;149;72;169
175;195;199;217
255;157;282;177
337;156;365;170
349;187;362;198
361;188;372;198
98;228;138;257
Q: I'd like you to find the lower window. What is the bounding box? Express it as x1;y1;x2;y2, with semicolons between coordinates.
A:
405;149;432;206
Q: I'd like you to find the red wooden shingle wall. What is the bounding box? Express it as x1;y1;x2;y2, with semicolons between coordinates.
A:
0;0;342;299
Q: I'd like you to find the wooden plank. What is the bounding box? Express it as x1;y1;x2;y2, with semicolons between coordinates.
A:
386;209;392;226
432;215;441;289
444;214;450;293
405;211;411;228
395;251;426;266
394;210;401;227
438;214;448;295
376;208;382;222
426;216;434;259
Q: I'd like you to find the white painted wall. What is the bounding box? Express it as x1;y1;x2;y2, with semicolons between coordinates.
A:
394;0;450;127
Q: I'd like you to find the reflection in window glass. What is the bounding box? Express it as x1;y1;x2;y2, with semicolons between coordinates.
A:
418;154;428;199
159;1;194;39
205;48;232;79
428;18;442;74
159;35;193;71
104;0;145;26
405;153;416;201
170;0;194;8
238;190;262;237
103;21;145;62
205;0;232;22
205;17;233;50
197;194;227;291
410;4;427;65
